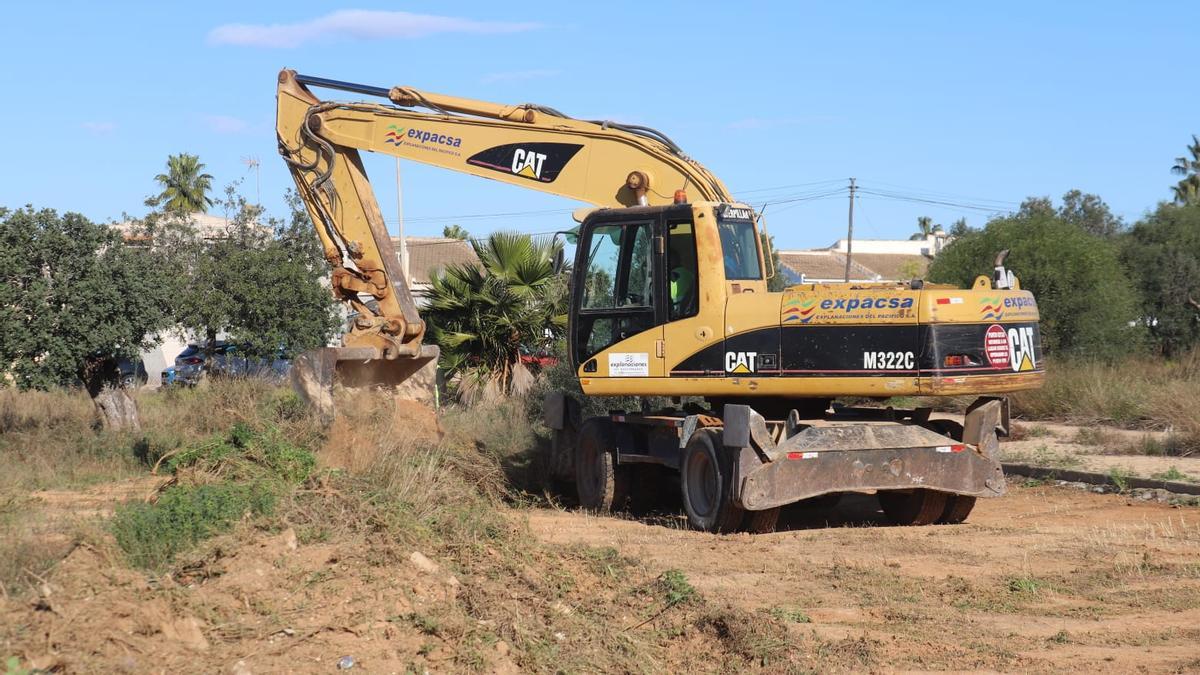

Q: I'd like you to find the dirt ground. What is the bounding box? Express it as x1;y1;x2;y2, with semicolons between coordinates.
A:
527;487;1200;673
6;420;1200;673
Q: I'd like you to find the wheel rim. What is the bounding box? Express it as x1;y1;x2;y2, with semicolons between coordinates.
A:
687;450;718;517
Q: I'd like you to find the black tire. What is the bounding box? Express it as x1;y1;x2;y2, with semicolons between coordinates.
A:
742;507;781;534
679;429;744;533
927;419;965;441
575;418;630;512
878;489;949;526
939;495;977;524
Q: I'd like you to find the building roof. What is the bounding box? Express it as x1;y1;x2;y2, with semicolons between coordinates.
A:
112;212;266;242
778;250;879;282
393;237;480;285
843;253;929;280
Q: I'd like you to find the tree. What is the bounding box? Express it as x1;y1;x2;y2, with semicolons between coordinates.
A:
949;218;970;237
1059;189;1123;237
910;216;935;240
0;207;174;429
154;153;215;214
1171;134;1200;206
423;232;567;401
928;197;1140;358
761;232;788;291
170;189;339;365
1121;203;1200;355
442;224;469;240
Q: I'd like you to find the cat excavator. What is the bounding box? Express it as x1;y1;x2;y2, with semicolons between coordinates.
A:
277;69;1044;533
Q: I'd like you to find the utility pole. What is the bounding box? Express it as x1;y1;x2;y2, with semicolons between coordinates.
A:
843;177;856;282
395;157;409;284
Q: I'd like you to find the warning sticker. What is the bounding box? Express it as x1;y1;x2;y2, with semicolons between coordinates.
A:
984;324;1010;369
608;353;649;377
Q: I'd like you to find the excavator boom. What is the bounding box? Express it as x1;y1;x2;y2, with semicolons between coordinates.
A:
276;69;733;415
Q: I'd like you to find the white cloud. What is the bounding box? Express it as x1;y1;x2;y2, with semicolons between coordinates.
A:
208;9;539;48
203;115;249;134
480;69;561;84
81;121;116;135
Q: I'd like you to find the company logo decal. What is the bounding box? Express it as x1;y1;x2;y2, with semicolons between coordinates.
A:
384;124;462;147
1007;326;1037;372
819;297;914;312
466;143;583;183
782;298;817;323
384;124;464;156
724;351;776;374
719;206;755;220
979;295;1037;321
979;296;1004;321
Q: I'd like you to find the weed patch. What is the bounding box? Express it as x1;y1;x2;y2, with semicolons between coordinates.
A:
111;482;277;570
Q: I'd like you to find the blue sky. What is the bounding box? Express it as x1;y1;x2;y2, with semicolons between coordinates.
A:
2;1;1196;249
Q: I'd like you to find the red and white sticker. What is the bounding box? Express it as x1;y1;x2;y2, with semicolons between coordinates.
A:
984;324;1010;368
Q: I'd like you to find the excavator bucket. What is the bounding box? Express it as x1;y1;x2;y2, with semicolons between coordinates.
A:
290;346;440;423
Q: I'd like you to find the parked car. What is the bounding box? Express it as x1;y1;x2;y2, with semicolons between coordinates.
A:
172;342;291;386
116;357;148;388
173;343;220;386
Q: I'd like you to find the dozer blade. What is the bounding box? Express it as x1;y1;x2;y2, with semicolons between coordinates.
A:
290;346;440;422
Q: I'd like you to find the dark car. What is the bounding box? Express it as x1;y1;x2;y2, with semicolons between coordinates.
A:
173;343;220;386
116;357;148;388
173;342;290;385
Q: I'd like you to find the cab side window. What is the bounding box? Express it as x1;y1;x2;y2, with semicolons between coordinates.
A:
667;221;699;321
575;221;656;362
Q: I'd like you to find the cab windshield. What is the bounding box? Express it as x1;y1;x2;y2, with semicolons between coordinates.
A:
717;217;762;281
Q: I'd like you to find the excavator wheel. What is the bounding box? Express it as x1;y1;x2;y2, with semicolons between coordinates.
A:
679;429;744;533
878;489;950;526
921;419;977;524
576;418;630;513
939;496;978;524
741;507;781;534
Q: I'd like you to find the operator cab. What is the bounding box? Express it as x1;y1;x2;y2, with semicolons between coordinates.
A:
568;202;766;371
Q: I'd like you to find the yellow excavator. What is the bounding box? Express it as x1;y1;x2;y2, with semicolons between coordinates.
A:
276;69;1044;533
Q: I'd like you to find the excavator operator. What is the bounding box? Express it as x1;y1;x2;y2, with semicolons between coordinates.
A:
668;224;698;320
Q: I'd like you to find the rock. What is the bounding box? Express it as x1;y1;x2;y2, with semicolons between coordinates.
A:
230;659;252;675
409;551;440;575
162;616;209;651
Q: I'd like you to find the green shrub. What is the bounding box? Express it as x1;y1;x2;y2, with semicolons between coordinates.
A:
111;482;276;570
165;423;315;485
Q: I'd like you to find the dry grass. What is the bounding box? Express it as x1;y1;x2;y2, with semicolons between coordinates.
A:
1010;350;1200;448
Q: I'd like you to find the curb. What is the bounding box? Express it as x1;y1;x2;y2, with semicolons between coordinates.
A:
1002;463;1200;496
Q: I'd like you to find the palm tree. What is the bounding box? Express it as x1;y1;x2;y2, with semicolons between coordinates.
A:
442;224;469;239
154;153;215;213
1171;135;1200;205
423;232;567;401
910;216;934;241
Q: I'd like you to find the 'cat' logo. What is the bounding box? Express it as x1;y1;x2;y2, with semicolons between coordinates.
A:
1007;326;1037;372
725;351;758;374
511;149;547;179
466;142;583;183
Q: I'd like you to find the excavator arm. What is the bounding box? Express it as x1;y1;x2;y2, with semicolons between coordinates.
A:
277;68;731;363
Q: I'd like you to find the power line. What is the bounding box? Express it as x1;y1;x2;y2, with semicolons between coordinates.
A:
855;189;1012;213
855;179;1021;207
732;178;847;195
